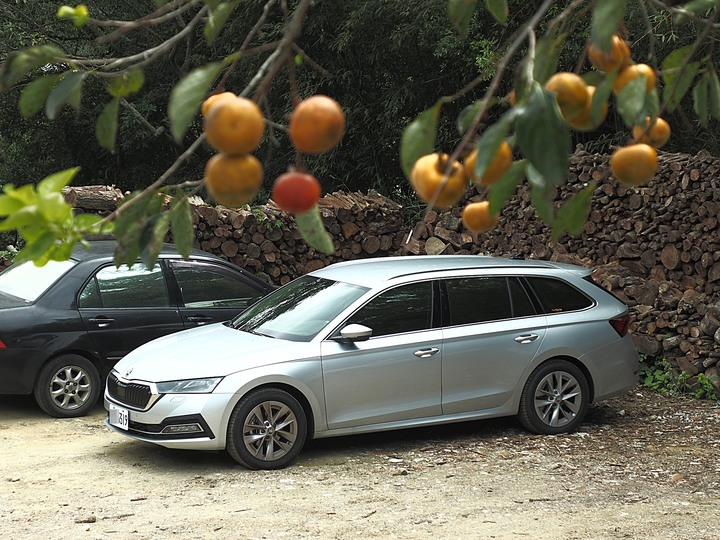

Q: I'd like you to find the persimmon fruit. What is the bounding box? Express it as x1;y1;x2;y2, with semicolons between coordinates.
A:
289;95;346;154
545;72;589;119
610;144;658;186
632;116;671;148
588;35;631;73
464;140;513;186
564;86;608;132
613;64;656;95
462;201;499;234
204;153;263;207
272;171;321;214
204;96;265;155
410;153;467;208
201;91;236;118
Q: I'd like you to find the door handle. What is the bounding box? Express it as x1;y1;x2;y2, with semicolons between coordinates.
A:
88;317;114;328
414;347;439;358
514;334;539;344
187;315;213;323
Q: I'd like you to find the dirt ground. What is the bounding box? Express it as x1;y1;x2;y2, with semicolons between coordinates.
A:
1;389;719;540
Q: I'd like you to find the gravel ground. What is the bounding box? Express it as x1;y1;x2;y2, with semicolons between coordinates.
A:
1;389;719;540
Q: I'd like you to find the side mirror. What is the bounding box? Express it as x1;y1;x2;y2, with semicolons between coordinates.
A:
337;323;372;342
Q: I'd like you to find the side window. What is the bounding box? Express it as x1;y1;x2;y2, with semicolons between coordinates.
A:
444;277;512;325
79;264;169;308
508;278;537;317
526;277;593;313
172;262;262;309
345;282;433;338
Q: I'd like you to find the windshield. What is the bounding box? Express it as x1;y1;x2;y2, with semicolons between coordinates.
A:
231;275;368;342
0;259;76;302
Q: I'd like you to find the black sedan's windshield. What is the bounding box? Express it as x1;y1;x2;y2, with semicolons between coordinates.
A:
231;275;368;342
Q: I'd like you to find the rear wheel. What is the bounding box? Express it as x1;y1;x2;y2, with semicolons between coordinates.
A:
34;355;101;418
227;388;307;470
518;360;589;435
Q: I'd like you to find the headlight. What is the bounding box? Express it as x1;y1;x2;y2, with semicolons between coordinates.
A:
156;377;223;394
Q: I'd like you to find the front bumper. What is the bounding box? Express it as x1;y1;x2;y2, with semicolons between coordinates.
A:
104;391;230;451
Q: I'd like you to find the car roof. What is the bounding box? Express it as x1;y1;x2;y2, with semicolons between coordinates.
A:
310;255;590;288
69;240;216;263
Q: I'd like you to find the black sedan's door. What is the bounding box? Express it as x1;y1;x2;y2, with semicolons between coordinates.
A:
78;263;184;363
166;260;269;328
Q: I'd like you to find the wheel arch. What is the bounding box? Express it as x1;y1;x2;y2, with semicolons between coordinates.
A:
542;355;595;403
238;382;316;441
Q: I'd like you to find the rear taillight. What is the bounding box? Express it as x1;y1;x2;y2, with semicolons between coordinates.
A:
0;340;6;348
609;313;631;337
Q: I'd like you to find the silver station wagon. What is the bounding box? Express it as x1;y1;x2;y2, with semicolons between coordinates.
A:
105;255;639;469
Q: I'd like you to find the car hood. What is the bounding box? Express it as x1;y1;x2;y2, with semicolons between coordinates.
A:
113;323;315;382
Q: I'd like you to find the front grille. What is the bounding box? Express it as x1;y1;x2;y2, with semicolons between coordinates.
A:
107;372;152;409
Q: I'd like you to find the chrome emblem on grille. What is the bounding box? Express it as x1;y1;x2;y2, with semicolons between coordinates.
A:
124;367;134;377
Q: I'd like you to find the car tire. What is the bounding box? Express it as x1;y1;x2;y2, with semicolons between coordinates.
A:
226;388;307;470
518;359;589;435
34;355;102;418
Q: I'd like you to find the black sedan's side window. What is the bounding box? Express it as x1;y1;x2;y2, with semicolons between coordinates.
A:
345;282;433;338
444;277;512;325
170;263;263;309
79;264;169;308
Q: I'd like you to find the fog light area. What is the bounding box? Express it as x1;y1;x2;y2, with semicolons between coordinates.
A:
161;424;203;434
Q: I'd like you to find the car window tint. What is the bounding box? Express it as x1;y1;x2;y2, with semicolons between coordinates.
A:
172;263;261;309
526;277;592;313
0;259;75;302
445;277;511;325
346;281;433;337
79;264;169;308
508;278;536;317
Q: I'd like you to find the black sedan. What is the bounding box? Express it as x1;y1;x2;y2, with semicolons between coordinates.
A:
0;241;273;418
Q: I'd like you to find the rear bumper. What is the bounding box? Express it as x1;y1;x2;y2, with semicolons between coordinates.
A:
0;349;47;394
583;335;639;403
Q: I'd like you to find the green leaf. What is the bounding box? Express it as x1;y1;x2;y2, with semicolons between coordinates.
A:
533;32;567;84
168;62;224;142
694;72;709;127
74;213;104;231
400;100;444;179
37;191;72;223
591;0;627;51
107;69;145;98
19;74;62;118
448;0;478;37
0;45;65;90
204;2;238;44
4;184;37;205
472;111;514;181
528;165;555;225
515;83;570;186
616;76;649;127
552;183;595;241
591;77;613;124
13;232;57;266
113;192;160;266
0;206;41;232
708;66;720;119
485;0;508;24
141;212;171;270
457;99;486;135
96;98;120;151
489;159;526;215
169;196;194;258
0;194;25;216
37;167;79;196
295;206;335;255
665;61;700;112
45;71;84;120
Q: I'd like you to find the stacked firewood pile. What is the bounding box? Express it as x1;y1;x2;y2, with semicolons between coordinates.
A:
191;190;408;285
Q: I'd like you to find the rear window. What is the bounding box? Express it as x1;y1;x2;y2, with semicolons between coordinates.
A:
0;260;76;302
525;277;593;313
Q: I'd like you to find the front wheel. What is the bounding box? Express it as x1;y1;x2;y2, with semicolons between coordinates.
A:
518;360;589;435
226;388;307;470
34;355;101;418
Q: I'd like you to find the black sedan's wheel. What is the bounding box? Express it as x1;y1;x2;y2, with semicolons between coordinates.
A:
518;360;589;435
33;355;101;418
227;388;307;470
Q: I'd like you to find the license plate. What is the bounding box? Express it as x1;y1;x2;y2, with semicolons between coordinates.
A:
108;404;129;431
